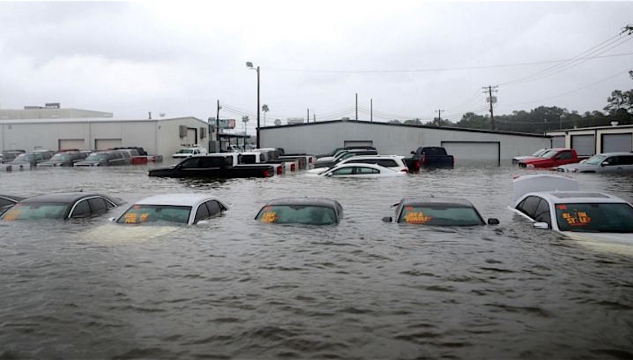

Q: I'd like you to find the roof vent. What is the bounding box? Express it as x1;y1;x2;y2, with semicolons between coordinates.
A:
611;121;619;127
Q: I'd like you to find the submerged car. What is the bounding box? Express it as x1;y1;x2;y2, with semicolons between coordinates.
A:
255;197;343;225
38;151;89;167
172;146;208;159
383;197;499;225
7;150;55;169
74;150;130;167
114;194;228;225
0;194;26;215
512;148;549;165
556;152;633;173
509;174;633;243
1;192;124;221
317;163;407;178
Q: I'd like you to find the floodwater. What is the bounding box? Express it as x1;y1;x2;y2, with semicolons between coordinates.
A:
1;164;633;360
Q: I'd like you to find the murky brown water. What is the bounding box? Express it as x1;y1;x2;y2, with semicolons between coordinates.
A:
1;164;632;359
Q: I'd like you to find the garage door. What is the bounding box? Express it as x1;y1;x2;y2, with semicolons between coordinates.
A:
602;133;632;153
58;139;86;151
441;141;500;166
571;135;595;156
95;138;123;150
551;136;565;148
187;128;197;145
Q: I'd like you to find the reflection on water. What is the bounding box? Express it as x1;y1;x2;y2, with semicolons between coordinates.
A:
1;166;632;359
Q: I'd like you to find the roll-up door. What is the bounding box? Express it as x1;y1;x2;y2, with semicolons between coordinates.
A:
441;141;500;166
551;136;565;148
187;128;197;145
95;138;123;150
58;139;86;151
601;133;632;153
570;134;595;156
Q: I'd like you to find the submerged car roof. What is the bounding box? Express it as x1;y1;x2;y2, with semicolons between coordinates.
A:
134;193;224;207
521;191;630;205
263;197;343;211
399;197;477;207
20;192;123;204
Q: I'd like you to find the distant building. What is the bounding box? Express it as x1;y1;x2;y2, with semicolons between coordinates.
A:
286;117;304;125
0;103;113;120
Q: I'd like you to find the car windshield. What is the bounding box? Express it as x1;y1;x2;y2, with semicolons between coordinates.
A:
255;205;338;225
13;154;33;162
117;204;192;225
555;202;633;233
584;155;607;166
541;150;559;159
532;149;548;157
1;203;68;220
85;154;107;161
177;149;194;154
398;204;485;226
51;153;71;161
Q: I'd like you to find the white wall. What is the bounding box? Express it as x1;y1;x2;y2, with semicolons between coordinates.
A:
260;121;550;160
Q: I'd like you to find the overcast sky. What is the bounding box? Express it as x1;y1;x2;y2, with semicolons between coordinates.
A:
0;1;632;131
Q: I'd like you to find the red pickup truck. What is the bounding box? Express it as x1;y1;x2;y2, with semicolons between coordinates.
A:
518;148;585;169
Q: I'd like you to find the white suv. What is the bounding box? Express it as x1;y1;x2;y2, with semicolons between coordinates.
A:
172;146;208;159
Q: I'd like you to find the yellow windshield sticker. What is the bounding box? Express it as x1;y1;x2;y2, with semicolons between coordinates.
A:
562;211;591;226
404;212;433;224
3;209;20;221
140;213;150;222
261;212;279;223
124;213;139;224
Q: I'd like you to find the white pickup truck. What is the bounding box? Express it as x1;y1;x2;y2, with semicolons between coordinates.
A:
172;146;208;159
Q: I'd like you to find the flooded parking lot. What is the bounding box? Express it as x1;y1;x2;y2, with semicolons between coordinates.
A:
1;165;633;360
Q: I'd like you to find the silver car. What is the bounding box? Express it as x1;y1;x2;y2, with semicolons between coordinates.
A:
556;152;633;173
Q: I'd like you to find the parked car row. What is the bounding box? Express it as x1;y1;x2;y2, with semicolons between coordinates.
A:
2;175;631;247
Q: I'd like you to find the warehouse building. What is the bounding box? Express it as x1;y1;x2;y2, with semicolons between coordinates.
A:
0;116;214;158
260;120;552;166
547;123;633;157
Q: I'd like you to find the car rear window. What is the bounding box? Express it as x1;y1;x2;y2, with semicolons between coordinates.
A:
255;205;338;225
2;203;68;220
117;204;192;225
555;202;633;233
398;204;484;226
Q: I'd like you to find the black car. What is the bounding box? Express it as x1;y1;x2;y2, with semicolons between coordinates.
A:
0;194;26;215
255;197;344;225
383;197;499;226
74;150;130;167
1;192;125;221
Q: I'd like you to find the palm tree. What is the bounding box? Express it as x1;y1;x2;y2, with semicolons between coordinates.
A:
262;104;269;126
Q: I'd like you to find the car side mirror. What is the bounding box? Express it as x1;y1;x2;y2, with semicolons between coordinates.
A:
601;161;609;167
382;216;393;223
487;218;500;225
410;151;415;155
109;217;116;222
324;173;332;177
196;220;209;225
533;222;550;230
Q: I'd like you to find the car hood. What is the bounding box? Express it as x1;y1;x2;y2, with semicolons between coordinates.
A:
561;230;633;255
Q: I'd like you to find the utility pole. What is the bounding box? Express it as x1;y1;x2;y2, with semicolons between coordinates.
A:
370;99;373;122
355;93;358;120
307;108;310;123
216;100;221;149
437;109;444;122
483;85;498;130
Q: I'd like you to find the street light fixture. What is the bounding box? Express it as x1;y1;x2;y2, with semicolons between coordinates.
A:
246;62;260;148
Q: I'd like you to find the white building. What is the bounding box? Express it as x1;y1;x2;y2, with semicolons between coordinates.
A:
0;103;113;120
547;123;633;157
0;116;215;157
260;120;552;166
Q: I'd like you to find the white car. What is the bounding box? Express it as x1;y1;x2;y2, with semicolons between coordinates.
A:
113;193;228;225
318;163;407;178
509;174;633;244
308;154;409;174
556;152;633;173
172;146;208;159
512;148;549;165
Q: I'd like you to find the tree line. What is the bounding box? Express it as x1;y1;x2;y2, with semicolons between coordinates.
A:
391;70;633;134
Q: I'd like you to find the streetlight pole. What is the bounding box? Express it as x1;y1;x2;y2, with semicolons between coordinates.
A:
246;62;261;148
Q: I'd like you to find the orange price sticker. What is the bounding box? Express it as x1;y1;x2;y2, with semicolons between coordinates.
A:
124;213;139;224
261;212;278;223
404;212;433;224
3;209;20;221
